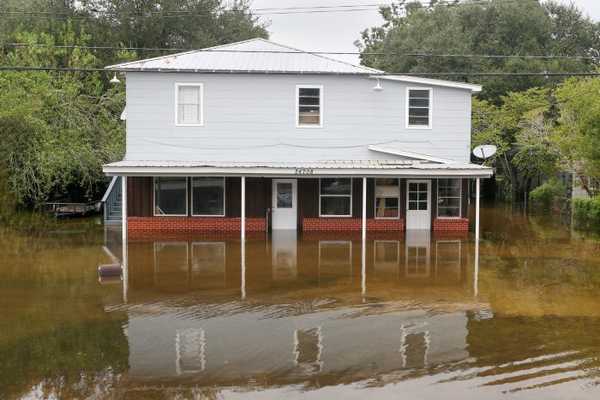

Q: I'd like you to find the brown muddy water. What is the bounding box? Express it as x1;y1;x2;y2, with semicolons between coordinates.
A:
1;206;600;399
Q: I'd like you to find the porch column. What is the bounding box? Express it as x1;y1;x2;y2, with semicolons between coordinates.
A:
362;177;367;240
121;176;127;243
475;178;481;241
241;176;246;239
121;175;128;304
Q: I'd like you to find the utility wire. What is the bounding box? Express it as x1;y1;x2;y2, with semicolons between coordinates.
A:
0;0;535;19
0;66;598;76
4;43;597;60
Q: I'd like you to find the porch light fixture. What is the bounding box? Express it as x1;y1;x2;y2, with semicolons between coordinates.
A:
373;78;383;91
109;73;121;84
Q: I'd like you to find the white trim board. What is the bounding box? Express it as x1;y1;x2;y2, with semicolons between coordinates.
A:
373;75;482;93
368;145;454;164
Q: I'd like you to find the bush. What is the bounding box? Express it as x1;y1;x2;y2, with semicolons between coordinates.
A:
529;178;567;211
573;196;600;230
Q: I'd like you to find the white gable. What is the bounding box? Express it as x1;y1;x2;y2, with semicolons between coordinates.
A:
106;38;382;75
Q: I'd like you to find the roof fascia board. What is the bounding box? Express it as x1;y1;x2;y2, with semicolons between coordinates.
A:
368;145;455;164
373;75;482;93
103;165;493;178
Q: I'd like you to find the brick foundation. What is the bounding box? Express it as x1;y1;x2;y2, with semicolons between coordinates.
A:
433;218;469;232
302;218;405;232
127;217;266;233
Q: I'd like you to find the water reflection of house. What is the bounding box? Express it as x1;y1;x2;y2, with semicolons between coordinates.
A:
107;230;477;387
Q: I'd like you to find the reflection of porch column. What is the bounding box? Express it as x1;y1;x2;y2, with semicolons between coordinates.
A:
241;176;246;239
362;177;367;240
241;238;246;300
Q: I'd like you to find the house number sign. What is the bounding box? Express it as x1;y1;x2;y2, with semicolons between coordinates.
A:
295;168;314;175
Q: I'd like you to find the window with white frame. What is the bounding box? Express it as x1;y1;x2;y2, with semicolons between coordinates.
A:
320;178;352;216
154;177;188;216
176;83;203;125
437;178;461;218
297;85;322;127
375;178;400;218
407;88;431;128
192;177;225;216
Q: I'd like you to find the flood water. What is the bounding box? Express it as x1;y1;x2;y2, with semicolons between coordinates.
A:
2;206;600;399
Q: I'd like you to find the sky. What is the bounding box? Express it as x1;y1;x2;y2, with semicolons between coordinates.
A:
250;0;600;64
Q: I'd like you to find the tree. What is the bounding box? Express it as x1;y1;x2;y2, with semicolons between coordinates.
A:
357;0;600;101
472;88;557;200
554;77;600;196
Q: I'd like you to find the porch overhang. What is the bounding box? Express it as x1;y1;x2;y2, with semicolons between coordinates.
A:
103;160;494;179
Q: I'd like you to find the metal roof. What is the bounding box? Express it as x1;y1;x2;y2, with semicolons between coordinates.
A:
103;159;494;178
106;38;383;75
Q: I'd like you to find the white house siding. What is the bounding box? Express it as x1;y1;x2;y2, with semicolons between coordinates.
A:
125;73;473;163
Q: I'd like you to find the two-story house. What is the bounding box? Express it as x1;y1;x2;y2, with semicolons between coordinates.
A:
103;38;493;237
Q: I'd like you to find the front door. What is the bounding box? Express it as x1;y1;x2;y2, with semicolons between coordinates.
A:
272;179;298;230
406;180;431;230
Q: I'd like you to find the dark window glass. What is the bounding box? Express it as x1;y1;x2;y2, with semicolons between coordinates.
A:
320;178;352;195
408;89;431;127
277;182;293;208
192;177;224;216
321;197;351;216
154;177;187;215
298;87;321;125
437;179;461;217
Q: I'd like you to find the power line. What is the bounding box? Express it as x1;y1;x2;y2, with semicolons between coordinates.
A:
1;65;598;77
4;43;597;60
0;0;535;19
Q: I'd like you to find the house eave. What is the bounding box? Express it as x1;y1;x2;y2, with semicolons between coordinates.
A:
102;165;494;179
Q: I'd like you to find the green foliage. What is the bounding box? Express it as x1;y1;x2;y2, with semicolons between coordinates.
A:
573;196;600;230
358;0;599;101
0;1;268;211
554;77;600;180
529;178;566;211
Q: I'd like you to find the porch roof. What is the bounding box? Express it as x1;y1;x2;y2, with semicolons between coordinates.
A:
103;159;494;178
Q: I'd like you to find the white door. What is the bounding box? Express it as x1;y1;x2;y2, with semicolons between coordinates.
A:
406;180;431;230
272;179;298;230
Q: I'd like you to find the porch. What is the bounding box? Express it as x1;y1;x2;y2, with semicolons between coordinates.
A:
103;159;493;239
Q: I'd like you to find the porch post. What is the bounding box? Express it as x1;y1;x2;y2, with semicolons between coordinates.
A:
362;177;367;240
121;175;128;304
241;176;246;240
475;178;481;241
121;176;127;243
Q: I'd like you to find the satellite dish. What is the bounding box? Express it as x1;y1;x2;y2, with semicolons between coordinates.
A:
473;144;497;160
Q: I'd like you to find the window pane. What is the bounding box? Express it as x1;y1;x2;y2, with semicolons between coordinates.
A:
410;90;430;98
276;183;293;208
321;178;352;195
438;206;460;217
298;87;321;126
409;108;429;117
177;85;201;124
418;200;428;211
375;197;399;218
299;88;320;97
321;196;351;216
409;98;429;107
409;116;429;126
299;97;320;106
437;179;461;217
375;178;399;197
408;200;418;211
192;177;224;216
418;183;428;192
155;177;187;215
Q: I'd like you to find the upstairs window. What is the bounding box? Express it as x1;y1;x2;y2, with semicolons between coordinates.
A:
437;178;462;218
176;83;203;126
320;178;352;217
297;85;323;127
407;88;432;129
375;178;400;219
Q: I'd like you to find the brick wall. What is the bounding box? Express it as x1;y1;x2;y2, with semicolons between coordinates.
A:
433;218;469;232
127;217;266;232
302;218;405;232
